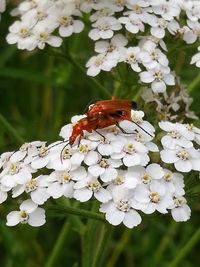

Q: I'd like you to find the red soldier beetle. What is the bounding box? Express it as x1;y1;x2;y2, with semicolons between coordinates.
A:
58;97;153;161
86;97;137;118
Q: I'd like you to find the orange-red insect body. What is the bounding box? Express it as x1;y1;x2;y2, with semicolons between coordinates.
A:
69;109;133;145
69;98;139;145
87;99;137;118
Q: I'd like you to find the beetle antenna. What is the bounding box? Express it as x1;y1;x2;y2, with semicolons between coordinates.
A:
83;98;101;114
60;141;70;164
131;121;154;137
48;140;66;150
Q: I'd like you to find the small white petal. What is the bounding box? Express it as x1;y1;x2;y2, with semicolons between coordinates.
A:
20;199;38;213
94;188;112;203
160;150;178;163
171;205;191;222
174;160;192;172
6;211;20;226
84;151;99;165
123;154;141;167
47;183;63;199
106;209;125;226
31;188;49;205
100;168;118;182
28;208;46;227
74;188;93;202
123;210;142;228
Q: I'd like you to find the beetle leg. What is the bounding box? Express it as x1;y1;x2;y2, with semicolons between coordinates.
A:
78;135;82;147
95;130;106;141
115;122;136;135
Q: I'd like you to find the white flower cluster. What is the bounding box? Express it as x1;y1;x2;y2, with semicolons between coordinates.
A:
86;0;200;93
85;0;178;93
84;0;200;92
6;0;84;50
5;0;200;93
160;121;200;173
141;77;199;121
0;0;6;21
0;111;192;228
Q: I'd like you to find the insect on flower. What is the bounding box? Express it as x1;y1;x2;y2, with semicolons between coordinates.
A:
69;97;152;146
86;98;137;118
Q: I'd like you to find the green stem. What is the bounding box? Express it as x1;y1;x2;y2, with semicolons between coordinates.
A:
81;201;100;267
48;204;106;222
153;221;178;264
168;227;200;267
175;50;185;75
92;224;112;267
106;229;131;267
188;71;200;93
68;52;112;98
44;220;70;267
0;113;25;145
50;49;112;98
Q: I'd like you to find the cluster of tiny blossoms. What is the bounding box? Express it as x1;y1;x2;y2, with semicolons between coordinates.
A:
3;0;200;93
1;110;197;228
6;0;84;50
141;77;199;122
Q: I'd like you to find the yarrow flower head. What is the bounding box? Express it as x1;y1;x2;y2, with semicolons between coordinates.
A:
6;199;46;227
1;0;200;230
4;0;200;97
6;0;84;50
160;121;200;172
1;108;197;228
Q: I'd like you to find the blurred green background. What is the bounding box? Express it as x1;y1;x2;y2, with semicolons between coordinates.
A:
1;6;200;267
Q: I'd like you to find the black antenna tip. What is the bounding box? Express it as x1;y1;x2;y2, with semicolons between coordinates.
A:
131;101;137;110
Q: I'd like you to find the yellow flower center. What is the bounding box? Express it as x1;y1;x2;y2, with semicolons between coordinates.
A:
38;145;48;157
169;130;180;138
132;5;142;14
39;32;48;41
114;175;124;185
99;159;109;168
142;172;151;183
9;163;20;175
60;172;71;183
25;179;37;193
95;56;104;66
19;27;30;38
62;148;71;159
164;172;173;182
158;18;168;28
20;143;30;152
151;50;158;60
176;149;189;161
115;0;125;6
174;196;186;207
154;71;163;81
150;192;160;203
79;144;89;153
59;16;73;26
127;53;136;63
125;143;135;154
186;123;193;131
87;180;101;192
117;199;130;212
98;23;109;31
19;210;29;222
